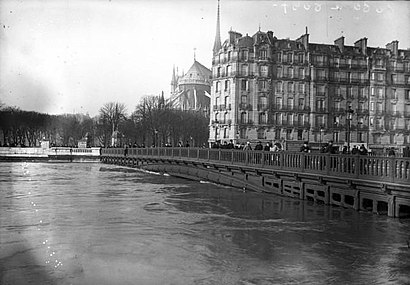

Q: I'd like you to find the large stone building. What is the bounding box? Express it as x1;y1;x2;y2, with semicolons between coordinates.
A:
169;60;212;113
209;2;410;151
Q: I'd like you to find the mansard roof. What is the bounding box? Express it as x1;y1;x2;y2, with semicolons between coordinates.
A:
237;35;253;48
252;31;275;46
275;39;303;50
179;60;211;85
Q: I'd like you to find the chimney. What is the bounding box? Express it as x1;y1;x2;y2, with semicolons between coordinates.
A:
334;36;344;53
386;40;399;56
296;27;309;51
229;30;242;44
354;37;368;55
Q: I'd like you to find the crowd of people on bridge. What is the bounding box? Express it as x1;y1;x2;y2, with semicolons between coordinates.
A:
301;140;369;155
110;139;410;158
211;140;283;152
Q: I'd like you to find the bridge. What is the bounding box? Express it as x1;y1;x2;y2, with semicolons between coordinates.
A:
101;147;410;218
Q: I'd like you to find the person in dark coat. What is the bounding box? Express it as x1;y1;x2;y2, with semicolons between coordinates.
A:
403;146;410;157
323;141;336;154
264;142;271;151
254;141;263;151
300;141;311;153
243;142;252;151
359;144;368;155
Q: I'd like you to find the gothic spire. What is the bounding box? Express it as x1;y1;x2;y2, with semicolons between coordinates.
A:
171;65;177;85
213;0;221;55
171;65;177;93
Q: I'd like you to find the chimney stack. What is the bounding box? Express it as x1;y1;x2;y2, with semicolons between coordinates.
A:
354;37;368;55
334;36;345;53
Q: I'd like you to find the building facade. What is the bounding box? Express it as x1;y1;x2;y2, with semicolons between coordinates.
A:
209;5;410;151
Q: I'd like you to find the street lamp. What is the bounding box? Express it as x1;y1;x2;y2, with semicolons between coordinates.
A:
154;129;158;147
214;120;219;145
319;125;325;152
346;106;354;153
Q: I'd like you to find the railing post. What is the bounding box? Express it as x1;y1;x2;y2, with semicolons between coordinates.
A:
390;157;395;183
354;154;360;178
325;154;330;175
279;152;284;169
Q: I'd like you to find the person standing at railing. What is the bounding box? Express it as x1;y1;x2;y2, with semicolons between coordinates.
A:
404;146;410;178
254;141;263;151
352;145;359;155
359;144;368;155
388;147;396;157
322;141;336;154
404;146;410;158
300;141;311;153
243;142;252;151
253;141;263;164
300;141;311;168
227;140;234;149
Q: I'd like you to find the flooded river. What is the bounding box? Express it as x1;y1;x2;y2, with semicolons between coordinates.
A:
1;162;409;284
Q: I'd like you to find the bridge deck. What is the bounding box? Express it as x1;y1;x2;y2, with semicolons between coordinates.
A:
102;147;410;186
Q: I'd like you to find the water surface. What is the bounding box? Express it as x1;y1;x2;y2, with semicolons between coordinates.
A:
0;162;409;284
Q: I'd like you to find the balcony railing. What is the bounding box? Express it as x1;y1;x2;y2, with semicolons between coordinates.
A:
257;104;269;111
270;105;311;112
239;103;253;111
331;107;346;114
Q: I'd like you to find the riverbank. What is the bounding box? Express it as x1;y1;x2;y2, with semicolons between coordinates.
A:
0;147;101;162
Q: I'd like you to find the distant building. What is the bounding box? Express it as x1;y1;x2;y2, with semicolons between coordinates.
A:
209;1;410;151
169;60;212;113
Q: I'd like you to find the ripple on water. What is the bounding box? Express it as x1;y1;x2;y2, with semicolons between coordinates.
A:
1;162;410;285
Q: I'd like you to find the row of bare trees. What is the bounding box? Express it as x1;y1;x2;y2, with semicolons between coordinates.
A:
0;95;209;148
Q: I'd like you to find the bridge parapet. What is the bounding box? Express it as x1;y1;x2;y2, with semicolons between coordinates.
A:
102;147;410;185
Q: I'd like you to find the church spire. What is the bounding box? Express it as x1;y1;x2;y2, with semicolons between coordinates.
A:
171;65;177;93
213;0;221;55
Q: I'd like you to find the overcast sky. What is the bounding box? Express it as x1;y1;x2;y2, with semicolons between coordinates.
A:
1;0;409;116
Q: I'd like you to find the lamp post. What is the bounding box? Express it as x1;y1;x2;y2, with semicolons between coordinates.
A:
154;129;158;147
319;125;325;152
214;120;219;146
346;106;354;153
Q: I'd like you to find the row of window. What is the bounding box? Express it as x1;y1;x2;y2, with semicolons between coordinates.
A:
215;64;410;85
217;47;409;70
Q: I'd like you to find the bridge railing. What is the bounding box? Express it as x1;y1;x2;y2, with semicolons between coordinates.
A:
102;147;410;184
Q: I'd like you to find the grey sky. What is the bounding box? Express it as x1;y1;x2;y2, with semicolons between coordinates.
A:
1;0;409;116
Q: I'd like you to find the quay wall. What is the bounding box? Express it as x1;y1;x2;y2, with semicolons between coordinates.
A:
0;147;101;162
100;147;410;218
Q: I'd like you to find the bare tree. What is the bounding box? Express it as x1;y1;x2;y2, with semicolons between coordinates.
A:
99;102;127;134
